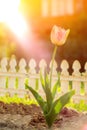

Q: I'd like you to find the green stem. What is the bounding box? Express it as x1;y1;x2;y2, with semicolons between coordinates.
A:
50;45;57;88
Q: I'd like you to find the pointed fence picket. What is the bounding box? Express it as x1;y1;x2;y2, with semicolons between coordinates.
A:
8;58;17;96
60;60;69;94
0;56;87;103
0;57;8;96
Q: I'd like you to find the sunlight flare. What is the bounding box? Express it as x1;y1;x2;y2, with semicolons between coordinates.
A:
0;0;27;38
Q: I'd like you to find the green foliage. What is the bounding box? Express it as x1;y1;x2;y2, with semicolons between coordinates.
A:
1;94;87;113
80;81;85;94
35;79;39;91
6;77;8;88
52;72;61;98
0;94;37;105
25;71;75;128
67;100;87;112
15;78;18;89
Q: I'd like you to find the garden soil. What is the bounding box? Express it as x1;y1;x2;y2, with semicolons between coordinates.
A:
0;101;87;130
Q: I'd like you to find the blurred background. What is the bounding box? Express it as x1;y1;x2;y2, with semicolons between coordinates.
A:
0;0;87;72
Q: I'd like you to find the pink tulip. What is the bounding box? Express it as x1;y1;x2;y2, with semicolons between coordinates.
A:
50;25;70;46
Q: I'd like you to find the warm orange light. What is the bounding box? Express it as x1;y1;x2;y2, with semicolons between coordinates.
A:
0;0;27;38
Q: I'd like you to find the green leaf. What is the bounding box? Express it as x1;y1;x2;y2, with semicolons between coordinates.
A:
44;71;53;110
52;72;61;99
45;90;75;128
58;72;61;87
40;70;53;111
53;90;75;114
25;84;47;113
40;70;46;92
52;80;58;99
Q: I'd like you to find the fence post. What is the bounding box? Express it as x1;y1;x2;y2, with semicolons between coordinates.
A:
8;57;17;96
0;57;8;96
60;60;69;94
28;59;37;99
72;60;81;103
17;58;27;97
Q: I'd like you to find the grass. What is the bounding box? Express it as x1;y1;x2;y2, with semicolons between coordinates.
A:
0;94;87;112
66;100;87;112
0;94;37;105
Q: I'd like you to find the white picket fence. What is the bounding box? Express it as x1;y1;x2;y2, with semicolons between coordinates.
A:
0;56;87;103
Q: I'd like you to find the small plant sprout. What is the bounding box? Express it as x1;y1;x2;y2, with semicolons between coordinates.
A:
25;25;75;128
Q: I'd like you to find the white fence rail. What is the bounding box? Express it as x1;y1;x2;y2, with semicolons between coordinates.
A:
0;56;87;103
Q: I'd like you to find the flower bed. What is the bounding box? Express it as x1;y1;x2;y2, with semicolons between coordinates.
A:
0;101;81;130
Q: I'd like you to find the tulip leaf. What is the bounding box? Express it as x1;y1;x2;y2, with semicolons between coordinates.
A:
25;84;47;113
40;70;46;92
45;90;75;128
40;70;53;109
52;80;58;99
52;72;61;99
44;71;53;110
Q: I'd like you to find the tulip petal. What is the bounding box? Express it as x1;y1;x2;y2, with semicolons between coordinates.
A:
61;29;70;44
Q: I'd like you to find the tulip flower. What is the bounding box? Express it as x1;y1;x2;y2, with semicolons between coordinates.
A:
50;25;70;46
25;25;74;128
50;25;70;87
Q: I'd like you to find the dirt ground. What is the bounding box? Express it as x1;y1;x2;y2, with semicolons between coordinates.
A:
0;101;86;130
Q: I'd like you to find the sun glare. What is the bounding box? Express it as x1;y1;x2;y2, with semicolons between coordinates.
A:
0;0;27;38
